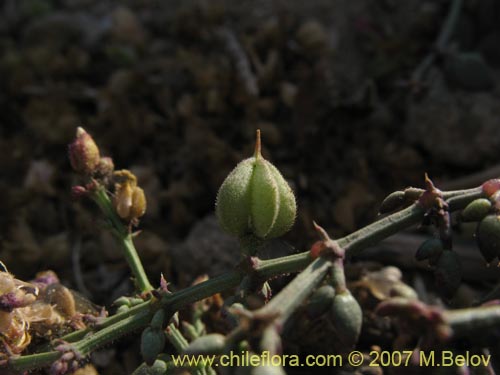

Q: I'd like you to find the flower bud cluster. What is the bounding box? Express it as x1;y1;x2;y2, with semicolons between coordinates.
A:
68;127;114;180
68;128;147;224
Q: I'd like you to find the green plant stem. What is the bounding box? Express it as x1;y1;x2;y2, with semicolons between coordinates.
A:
9;186;485;372
92;187;153;292
330;259;347;293
11;307;152;372
165;323;189;353
259;257;331;323
445;305;500;338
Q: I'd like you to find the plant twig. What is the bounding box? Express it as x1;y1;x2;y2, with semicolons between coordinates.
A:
259;257;332;324
8;185;486;372
445;305;500;338
91;186;153;293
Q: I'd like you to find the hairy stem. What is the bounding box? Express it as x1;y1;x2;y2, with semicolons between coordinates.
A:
259;257;331;323
92;187;153;292
9;186;485;372
445;305;500;337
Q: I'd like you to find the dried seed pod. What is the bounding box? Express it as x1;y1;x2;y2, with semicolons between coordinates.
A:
113;170;147;221
0;310;13;332
44;284;76;319
0;272;16;294
415;238;443;262
68;127;100;175
476;214;500;263
330;291;362;349
129;186;147;218
306;284;336;319
141;327;166;366
434;250;462;299
461;198;492;222
216;130;296;239
183;333;226;355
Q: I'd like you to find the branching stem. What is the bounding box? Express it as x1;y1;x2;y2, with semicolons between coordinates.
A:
9;186;491;372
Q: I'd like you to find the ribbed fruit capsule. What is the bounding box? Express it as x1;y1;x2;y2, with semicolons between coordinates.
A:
329;291;362;349
461;198;492;222
216;130;296;239
476;214;500;263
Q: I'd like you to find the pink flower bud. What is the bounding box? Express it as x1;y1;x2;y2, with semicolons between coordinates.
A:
71;185;87;200
482;179;500;197
68;127;100;175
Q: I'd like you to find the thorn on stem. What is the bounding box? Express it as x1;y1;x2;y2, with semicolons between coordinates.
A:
312;221;330;241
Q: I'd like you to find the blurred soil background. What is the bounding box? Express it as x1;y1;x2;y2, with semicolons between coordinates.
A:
2;0;500;373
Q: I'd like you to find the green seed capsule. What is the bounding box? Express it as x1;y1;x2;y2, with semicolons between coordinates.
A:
461;198;492;222
476;215;500;263
306;285;336;319
415;238;443;262
183;334;226;355
216;130;296;239
141;327;166;366
330;291;363;349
